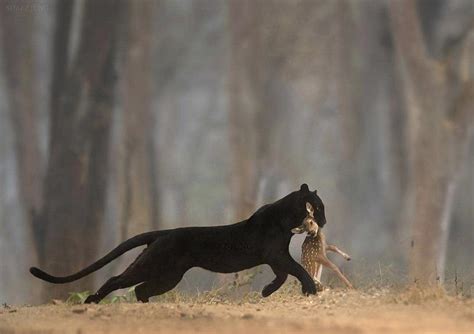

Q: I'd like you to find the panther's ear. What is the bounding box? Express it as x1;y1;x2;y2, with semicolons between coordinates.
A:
313;189;318;195
300;184;309;192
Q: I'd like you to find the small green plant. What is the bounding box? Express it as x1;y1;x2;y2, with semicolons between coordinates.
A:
66;291;91;304
66;286;138;305
108;295;127;304
101;286;137;304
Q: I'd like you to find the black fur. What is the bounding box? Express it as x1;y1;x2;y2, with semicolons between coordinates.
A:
30;184;327;303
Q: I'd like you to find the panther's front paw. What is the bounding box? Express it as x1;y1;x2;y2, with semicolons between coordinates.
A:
302;281;317;296
135;287;150;303
261;285;273;298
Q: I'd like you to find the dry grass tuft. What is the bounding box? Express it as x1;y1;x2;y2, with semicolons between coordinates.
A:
392;284;451;305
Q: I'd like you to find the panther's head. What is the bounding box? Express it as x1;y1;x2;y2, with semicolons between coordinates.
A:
291;202;320;236
297;183;326;228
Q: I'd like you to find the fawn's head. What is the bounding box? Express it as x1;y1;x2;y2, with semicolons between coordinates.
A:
291;202;319;236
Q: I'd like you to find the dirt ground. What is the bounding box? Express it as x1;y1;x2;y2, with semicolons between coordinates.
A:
1;286;473;334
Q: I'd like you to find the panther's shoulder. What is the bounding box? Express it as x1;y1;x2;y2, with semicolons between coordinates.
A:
253;203;271;215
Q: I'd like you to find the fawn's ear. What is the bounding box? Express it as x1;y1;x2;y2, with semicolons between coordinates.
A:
306;202;314;215
300;183;309;192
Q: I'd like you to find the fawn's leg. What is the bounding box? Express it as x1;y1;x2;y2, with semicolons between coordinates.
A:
313;262;324;292
315;263;323;282
317;256;354;289
326;244;351;261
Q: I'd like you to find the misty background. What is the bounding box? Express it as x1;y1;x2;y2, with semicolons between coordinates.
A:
0;0;473;304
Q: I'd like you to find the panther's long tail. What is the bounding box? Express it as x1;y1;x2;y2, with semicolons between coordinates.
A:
30;230;168;284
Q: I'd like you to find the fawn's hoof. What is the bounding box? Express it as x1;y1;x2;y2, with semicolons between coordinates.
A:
314;281;324;292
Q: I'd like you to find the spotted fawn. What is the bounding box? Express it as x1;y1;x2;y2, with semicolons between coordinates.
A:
292;202;353;290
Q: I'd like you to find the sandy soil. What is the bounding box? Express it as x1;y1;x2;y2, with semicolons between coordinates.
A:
1;287;473;334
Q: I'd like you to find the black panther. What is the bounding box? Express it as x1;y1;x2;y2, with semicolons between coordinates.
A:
30;184;327;303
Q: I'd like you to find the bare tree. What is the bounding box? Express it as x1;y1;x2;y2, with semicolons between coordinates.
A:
0;0;44;303
389;0;474;284
40;0;124;300
228;0;292;218
119;0;159;240
228;0;262;220
0;0;43;252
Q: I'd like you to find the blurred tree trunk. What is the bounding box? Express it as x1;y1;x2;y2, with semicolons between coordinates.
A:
0;2;43;252
347;1;407;260
119;1;159;240
40;0;123;300
389;0;474;284
225;0;269;290
228;0;263;220
331;0;363;246
0;0;43;303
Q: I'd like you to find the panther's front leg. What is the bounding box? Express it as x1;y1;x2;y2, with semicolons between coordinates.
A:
262;267;288;297
270;255;317;295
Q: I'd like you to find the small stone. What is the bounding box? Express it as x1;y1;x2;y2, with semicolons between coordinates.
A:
241;313;253;319
72;308;87;314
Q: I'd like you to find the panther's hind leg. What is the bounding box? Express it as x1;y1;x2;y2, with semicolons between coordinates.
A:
84;273;144;304
84;250;150;304
135;269;186;302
